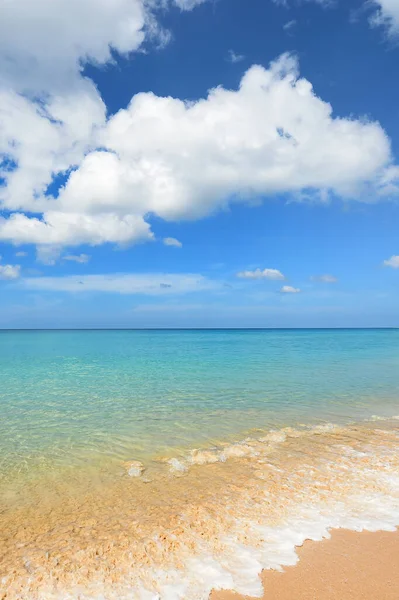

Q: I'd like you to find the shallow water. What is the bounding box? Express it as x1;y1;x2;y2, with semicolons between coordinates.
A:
2;421;399;599
1;329;398;476
0;329;399;598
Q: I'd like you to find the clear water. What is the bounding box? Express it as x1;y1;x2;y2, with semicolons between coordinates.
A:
1;329;398;476
1;329;399;599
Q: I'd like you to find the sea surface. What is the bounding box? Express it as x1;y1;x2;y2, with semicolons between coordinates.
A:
1;329;399;599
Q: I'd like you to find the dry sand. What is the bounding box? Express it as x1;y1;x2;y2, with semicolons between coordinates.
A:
212;528;399;600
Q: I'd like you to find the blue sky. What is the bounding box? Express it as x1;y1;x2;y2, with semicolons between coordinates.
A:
0;0;399;327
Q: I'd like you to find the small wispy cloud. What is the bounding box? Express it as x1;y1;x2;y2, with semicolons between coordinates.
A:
0;264;21;280
15;251;27;258
272;0;332;5
227;49;245;63
283;19;297;32
163;237;183;248
36;245;62;266
63;254;91;264
281;285;301;293
173;0;208;10
132;303;206;313
237;268;285;280
24;268;43;277
311;274;338;283
383;255;399;268
21;273;218;295
368;1;399;39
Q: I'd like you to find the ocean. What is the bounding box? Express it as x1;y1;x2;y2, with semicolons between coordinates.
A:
1;329;399;598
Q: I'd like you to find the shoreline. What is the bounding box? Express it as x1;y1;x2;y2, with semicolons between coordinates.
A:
212;528;399;600
1;420;399;598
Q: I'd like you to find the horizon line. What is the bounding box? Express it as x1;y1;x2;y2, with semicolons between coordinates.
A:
0;327;398;332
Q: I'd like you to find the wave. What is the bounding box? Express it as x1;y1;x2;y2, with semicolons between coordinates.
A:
1;419;399;599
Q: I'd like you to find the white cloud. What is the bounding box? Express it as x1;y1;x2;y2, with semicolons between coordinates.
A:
0;0;202;257
383;255;399;268
0;0;150;96
281;285;301;293
283;19;297;31
311;274;338;283
0;84;107;214
163;237;183;248
173;0;208;9
63;253;91;264
15;251;27;257
0;9;398;259
36;246;65;266
0;0;152;257
21;273;217;295
0;264;21;280
237;268;285;280
133;302;206;313
228;50;245;63
370;1;399;36
272;0;331;5
0;212;153;248
0;0;205;99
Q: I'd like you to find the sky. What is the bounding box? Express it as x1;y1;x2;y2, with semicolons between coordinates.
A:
0;0;399;328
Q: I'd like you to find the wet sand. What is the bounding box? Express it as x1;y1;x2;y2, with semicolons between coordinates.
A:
1;422;399;598
213;528;399;600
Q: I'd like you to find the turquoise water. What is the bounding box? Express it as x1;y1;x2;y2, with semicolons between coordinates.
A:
2;329;399;599
1;329;399;476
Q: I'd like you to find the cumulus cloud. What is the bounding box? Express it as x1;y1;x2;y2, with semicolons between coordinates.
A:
281;285;300;293
311;274;338;283
370;1;399;37
0;0;151;95
163;237;183;248
0;212;153;248
0;6;398;259
0;0;202;257
228;50;245;63
383;255;399;268
21;273;218;295
63;253;91;264
237;268;285;280
0;84;107;214
0;264;21;280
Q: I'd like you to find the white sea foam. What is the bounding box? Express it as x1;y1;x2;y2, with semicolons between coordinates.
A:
124;460;145;477
168;458;188;474
121;429;399;599
3;422;399;600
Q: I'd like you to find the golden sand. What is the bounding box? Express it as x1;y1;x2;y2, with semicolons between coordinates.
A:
213;528;399;600
1;421;398;598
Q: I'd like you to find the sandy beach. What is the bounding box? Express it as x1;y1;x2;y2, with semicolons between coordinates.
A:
213;528;399;600
1;420;399;598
